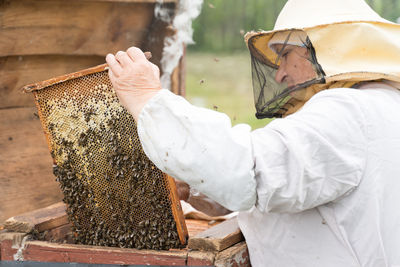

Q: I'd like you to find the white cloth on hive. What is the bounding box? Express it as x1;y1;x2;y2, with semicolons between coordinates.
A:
180;200;237;221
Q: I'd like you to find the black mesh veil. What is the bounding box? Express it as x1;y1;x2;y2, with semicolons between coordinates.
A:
250;33;326;118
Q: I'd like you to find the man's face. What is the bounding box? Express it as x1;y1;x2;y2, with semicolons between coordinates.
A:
274;44;317;87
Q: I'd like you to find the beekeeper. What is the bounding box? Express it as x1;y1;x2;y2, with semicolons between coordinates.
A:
106;0;400;265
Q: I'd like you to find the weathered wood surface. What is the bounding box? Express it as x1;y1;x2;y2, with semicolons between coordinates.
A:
186;219;216;238
7;241;188;265
0;232;28;261
0;218;250;266
0;0;156;57
165;175;189;245
0;55;104;109
0;232;27;243
187;250;215;266
0;107;63;224
4;202;68;233
188;217;244;252
214;242;251;267
0;238;250;266
170;47;186;96
2;201;213;238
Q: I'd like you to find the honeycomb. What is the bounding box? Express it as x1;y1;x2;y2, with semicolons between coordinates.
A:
29;68;187;250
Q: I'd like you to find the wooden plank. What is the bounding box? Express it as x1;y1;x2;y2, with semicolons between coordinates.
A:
187;250;215;266
0;0;156;57
170;46;186;96
214;242;251;267
22;241;188;265
0;232;27;243
1;239;17;261
0;107;63;224
4;202;68;233
185;219;216;238
166;175;189;245
0;55;105;108
188;217;244;252
0;232;27;261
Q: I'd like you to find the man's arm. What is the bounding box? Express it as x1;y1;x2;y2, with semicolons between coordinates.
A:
106;47;367;214
106;47;256;212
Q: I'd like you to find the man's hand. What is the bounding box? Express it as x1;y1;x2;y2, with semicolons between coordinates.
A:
106;47;161;120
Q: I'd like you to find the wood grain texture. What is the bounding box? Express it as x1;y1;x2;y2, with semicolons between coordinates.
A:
4;202;68;233
0;55;105;108
214;242;251;267
187;250;215;266
185;219;215;238
187;217;244;252
166;175;189;245
0;232;27;261
170;46;186;96
0;223;248;265
22;241;187;265
0;0;156;57
0;107;63;224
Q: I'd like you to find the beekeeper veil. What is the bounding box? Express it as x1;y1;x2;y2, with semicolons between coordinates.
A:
246;0;400;118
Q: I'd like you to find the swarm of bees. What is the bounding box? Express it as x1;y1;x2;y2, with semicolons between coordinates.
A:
35;80;182;250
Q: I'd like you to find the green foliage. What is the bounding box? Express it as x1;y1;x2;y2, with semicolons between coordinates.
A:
190;0;400;53
186;51;273;130
191;0;287;52
367;0;400;22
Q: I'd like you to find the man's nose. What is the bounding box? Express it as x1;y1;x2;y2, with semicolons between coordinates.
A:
275;66;286;84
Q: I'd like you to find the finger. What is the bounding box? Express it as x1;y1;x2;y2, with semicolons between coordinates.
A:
106;54;122;77
107;67;116;86
127;47;147;62
115;51;133;67
144;51;152;60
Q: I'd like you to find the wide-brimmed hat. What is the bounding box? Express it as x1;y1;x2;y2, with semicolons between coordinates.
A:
245;0;400;83
245;0;400;119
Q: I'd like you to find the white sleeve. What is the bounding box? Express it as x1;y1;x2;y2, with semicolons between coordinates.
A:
137;89;256;211
252;89;368;213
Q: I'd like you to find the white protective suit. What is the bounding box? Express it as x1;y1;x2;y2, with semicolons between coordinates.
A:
104;0;400;265
137;81;400;266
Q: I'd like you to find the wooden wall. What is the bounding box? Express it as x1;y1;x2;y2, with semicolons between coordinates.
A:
0;0;183;224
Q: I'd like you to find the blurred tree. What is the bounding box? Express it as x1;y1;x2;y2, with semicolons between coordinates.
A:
190;0;400;53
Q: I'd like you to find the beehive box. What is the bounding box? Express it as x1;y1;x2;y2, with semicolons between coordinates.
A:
0;0;185;224
0;203;251;266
